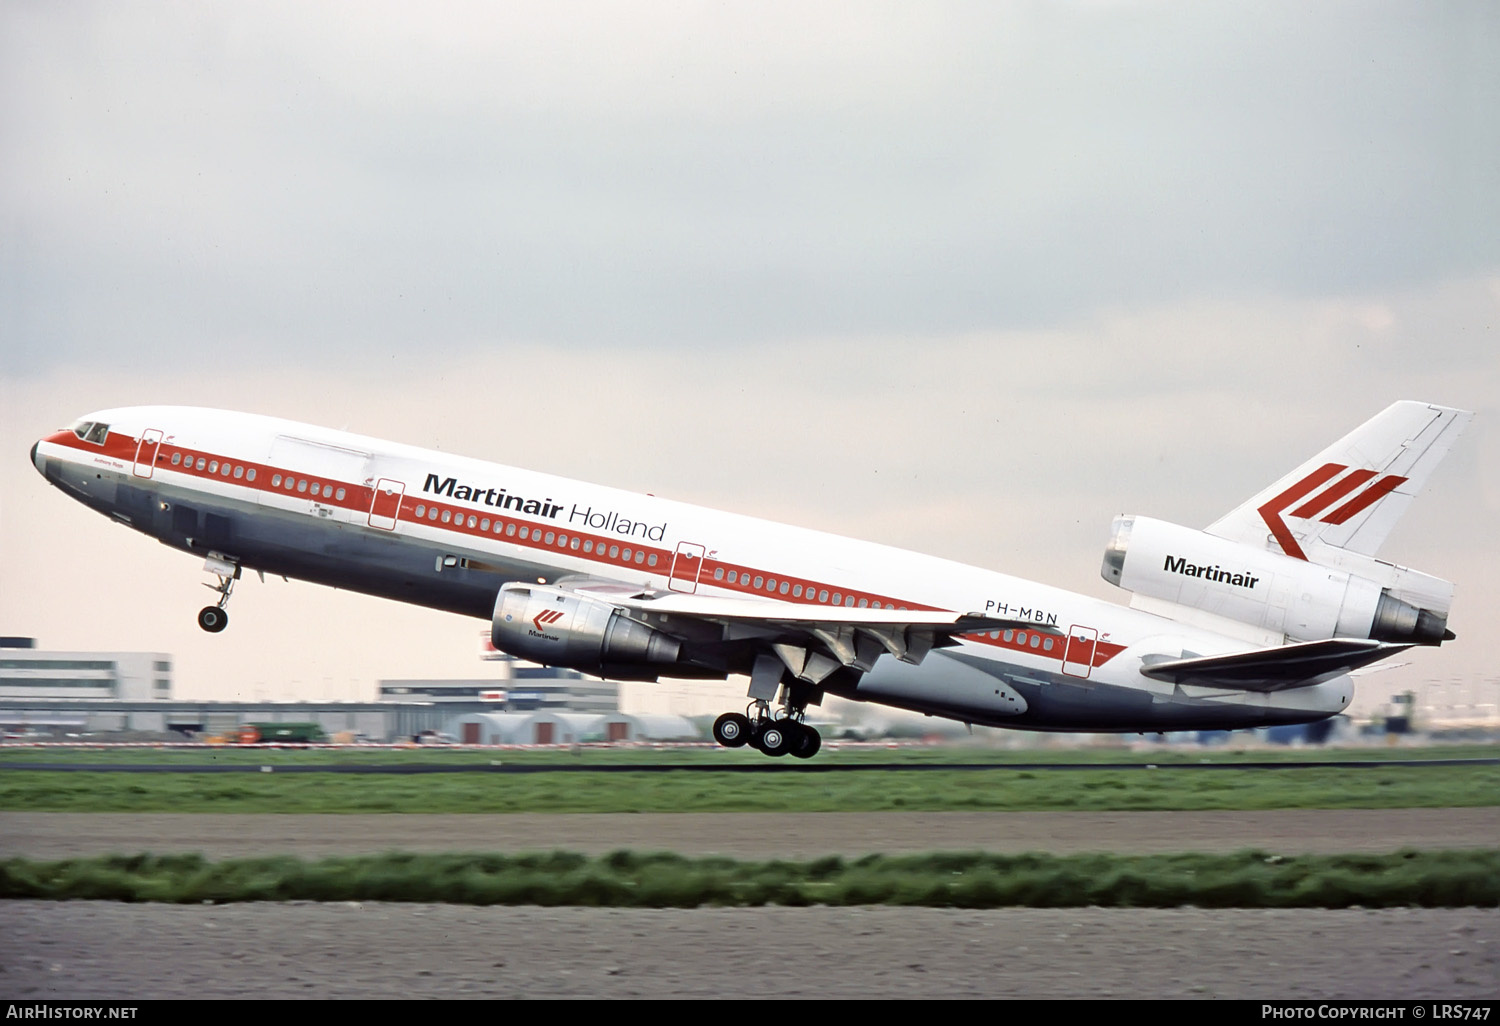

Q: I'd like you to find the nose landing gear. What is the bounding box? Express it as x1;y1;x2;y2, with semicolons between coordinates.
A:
197;554;240;633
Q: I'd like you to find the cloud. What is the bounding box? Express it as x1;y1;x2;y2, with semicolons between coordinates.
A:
3;3;1497;375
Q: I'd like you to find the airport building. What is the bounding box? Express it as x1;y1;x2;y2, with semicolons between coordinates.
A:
0;637;178;732
0;636;700;743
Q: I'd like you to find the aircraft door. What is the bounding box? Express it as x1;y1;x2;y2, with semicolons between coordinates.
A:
132;429;163;478
1062;625;1099;679
368;479;406;531
668;541;706;593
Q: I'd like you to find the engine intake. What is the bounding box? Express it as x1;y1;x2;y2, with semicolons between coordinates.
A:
491;582;681;674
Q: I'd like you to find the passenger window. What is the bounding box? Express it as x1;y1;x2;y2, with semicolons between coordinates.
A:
335;487;344;500
196;458;206;471
428;507;438;521
779;581;790;595
1003;630;1014;643
222;464;231;477
647;553;657;566
233;466;244;479
172;453;182;466
297;480;308;493
583;540;593;553
468;516;477;528
1044;638;1054;652
818;590;829;602
844;596;855;607
831;593;841;604
609;545;619;559
571;538;580;550
792;585;802;598
545;532;556;545
209;461;218;474
480;519;490;531
753;576;764;589
557;534;567;546
285;477;294;490
272;475;282;487
519;526;529;539
506;523;516;536
1030;635;1041;649
622;547;632;560
858;598;868;608
634;550;644;564
247;469;256;482
714;568;724;580
415;505;426;517
441;511;451;523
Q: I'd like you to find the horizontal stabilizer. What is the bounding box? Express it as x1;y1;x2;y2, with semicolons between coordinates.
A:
1139;638;1411;692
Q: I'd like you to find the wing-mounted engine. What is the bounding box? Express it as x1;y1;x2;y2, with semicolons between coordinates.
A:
1101;515;1453;646
492;582;682;678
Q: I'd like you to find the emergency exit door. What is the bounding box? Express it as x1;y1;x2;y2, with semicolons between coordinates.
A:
368;479;406;530
669;541;706;593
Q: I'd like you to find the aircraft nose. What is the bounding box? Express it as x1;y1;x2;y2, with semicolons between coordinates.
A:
30;440;45;477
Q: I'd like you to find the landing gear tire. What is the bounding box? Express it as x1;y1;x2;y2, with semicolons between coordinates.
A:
713;712;752;748
197;606;228;633
789;724;821;760
758;721;793;758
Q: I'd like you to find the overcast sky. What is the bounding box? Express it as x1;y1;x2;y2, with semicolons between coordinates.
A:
2;2;1496;723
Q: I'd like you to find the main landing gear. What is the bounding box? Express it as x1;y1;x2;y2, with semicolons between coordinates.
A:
197;554;240;633
713;704;822;759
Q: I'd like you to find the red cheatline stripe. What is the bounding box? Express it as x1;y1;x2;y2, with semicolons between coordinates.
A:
1257;462;1346;561
42;429;1124;668
1321;474;1407;525
1289;468;1377;519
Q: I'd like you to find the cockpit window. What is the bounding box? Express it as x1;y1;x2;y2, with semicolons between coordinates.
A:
71;421;111;445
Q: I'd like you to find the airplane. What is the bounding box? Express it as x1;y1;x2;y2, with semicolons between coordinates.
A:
30;401;1471;757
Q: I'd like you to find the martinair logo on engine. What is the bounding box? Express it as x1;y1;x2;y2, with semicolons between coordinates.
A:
1164;555;1259;590
530;609;564;641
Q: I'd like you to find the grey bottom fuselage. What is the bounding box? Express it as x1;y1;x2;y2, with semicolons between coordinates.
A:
39;453;1344;735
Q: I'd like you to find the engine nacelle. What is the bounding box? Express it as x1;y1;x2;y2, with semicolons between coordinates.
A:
1101;516;1451;645
491;582;681;675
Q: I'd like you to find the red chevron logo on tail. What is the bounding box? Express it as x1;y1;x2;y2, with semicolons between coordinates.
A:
1257;463;1408;560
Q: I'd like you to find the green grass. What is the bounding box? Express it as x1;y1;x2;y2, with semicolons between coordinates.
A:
1;742;1493;767
3;849;1494;908
1;762;1496;813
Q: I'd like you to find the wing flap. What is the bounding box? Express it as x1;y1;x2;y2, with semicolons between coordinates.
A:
554;575;1058;678
1139;638;1411;692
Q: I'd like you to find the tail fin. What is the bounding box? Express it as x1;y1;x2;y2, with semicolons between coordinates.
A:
1206;401;1472;564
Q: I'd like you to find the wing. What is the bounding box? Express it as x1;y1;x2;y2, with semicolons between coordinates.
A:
1138;638;1411;692
556;575;1058;684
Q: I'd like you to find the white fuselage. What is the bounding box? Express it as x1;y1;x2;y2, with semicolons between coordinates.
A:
32;406;1354;732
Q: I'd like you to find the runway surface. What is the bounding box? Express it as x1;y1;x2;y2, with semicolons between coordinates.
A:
4;901;1495;999
3;808;1497;860
3;809;1496;999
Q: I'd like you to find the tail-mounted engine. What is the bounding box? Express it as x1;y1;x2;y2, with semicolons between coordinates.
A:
1101;516;1453;645
491;582;682;676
